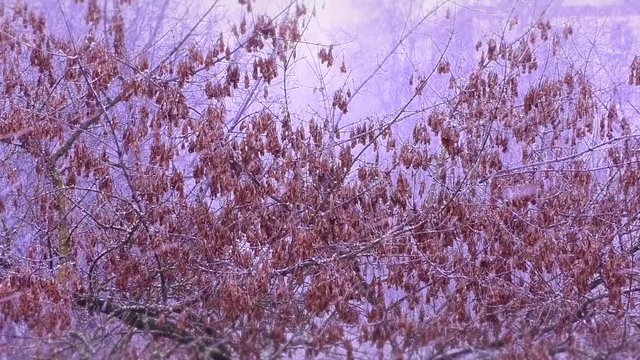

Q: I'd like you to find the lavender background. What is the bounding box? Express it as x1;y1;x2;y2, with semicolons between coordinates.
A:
2;0;640;358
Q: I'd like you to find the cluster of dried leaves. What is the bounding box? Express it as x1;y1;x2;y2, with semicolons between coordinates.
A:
1;1;640;359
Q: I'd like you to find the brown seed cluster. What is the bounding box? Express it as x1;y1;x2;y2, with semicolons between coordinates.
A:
0;2;639;360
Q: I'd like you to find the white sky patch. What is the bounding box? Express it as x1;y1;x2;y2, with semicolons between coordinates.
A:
248;0;445;42
561;0;623;6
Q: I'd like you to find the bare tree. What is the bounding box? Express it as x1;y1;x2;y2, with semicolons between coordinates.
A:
1;0;640;359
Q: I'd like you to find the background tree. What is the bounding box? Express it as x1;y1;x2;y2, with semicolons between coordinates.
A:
1;0;640;359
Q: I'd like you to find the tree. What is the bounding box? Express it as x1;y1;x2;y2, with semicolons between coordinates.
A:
1;0;640;359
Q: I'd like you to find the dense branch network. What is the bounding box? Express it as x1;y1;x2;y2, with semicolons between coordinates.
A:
0;1;640;359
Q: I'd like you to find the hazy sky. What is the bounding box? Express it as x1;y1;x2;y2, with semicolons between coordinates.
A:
174;0;640;132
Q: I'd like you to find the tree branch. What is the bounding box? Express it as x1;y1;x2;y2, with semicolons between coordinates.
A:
73;294;231;360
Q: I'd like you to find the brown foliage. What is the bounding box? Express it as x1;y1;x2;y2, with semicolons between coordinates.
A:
0;1;640;359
